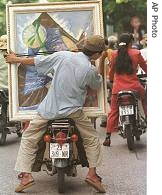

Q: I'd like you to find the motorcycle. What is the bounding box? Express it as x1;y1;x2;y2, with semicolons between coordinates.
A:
0;89;22;145
32;118;88;193
117;74;147;150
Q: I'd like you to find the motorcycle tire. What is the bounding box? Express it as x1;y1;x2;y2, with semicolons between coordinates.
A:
135;135;140;141
125;124;134;150
57;168;65;193
0;103;7;145
17;131;22;137
0;128;7;145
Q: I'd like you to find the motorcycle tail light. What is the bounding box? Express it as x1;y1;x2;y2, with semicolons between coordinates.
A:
43;134;52;143
119;96;135;105
71;134;78;142
55;132;66;145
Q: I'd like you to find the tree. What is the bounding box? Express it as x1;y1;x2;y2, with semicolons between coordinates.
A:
103;0;147;34
0;0;37;35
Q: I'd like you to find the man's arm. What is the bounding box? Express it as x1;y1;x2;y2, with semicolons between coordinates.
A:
5;53;34;65
98;51;107;77
5;52;61;75
83;67;103;90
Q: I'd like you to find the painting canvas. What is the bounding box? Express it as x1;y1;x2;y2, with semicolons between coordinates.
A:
6;0;108;121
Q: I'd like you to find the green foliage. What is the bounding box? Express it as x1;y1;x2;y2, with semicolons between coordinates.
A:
10;0;37;2
0;0;6;35
103;0;147;33
48;0;65;1
0;0;37;35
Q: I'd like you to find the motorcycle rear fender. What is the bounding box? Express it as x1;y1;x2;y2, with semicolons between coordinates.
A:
54;158;69;168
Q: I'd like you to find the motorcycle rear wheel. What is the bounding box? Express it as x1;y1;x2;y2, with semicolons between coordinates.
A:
57;168;65;193
0;128;7;145
0;104;7;145
135;135;140;141
125;124;134;150
16;131;22;137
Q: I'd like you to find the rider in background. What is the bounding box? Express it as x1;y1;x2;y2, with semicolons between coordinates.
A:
127;16;146;50
103;33;147;146
99;35;118;128
0;35;29;134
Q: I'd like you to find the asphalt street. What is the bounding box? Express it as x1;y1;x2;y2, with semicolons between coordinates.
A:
0;118;146;195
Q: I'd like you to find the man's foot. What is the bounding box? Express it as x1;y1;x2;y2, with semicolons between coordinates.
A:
18;172;24;180
15;173;35;193
96;174;102;182
86;168;105;193
103;138;111;146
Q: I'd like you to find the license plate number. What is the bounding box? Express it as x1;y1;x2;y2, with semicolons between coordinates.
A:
119;105;134;116
50;143;69;159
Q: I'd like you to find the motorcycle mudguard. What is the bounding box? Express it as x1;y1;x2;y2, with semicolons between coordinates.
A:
54;159;69;168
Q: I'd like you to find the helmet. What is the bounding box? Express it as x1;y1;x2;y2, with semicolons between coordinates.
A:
0;35;7;50
108;35;118;44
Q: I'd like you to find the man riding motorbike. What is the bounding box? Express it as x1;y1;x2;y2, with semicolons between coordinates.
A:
0;35;22;144
99;35;118;127
103;33;147;146
5;35;106;193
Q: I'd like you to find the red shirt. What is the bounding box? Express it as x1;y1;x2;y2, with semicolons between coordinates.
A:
109;48;147;95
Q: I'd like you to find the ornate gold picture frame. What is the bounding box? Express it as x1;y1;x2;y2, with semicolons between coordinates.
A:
6;0;108;120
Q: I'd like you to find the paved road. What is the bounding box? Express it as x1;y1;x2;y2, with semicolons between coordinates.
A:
0;119;146;195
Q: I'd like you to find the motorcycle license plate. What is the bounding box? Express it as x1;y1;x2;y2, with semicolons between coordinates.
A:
119;105;134;116
50;143;69;159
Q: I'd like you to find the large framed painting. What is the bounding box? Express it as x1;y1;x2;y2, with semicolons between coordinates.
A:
6;0;108;121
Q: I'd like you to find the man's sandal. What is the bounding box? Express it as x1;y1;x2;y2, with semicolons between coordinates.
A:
15;180;35;193
85;177;106;193
96;174;102;182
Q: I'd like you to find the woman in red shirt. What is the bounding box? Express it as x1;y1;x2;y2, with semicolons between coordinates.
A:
103;33;147;146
